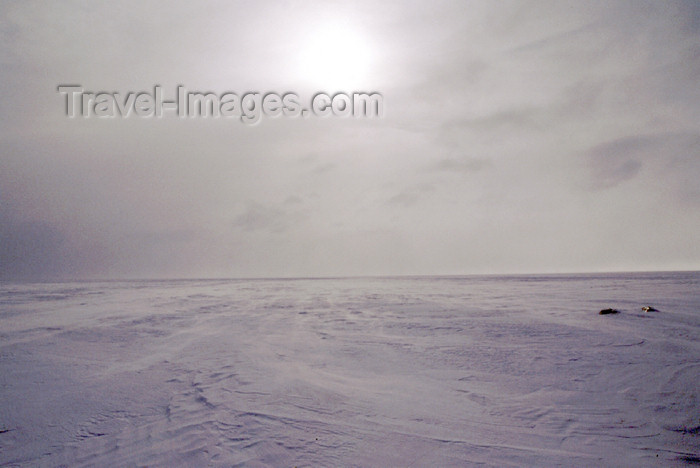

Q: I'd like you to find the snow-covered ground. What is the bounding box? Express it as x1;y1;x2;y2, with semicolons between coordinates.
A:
1;272;698;466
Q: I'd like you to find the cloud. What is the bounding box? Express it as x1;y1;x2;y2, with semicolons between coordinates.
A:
431;158;490;173
583;136;649;190
582;132;700;192
232;202;304;234
0;214;65;280
1;0;699;278
387;184;435;207
284;195;303;205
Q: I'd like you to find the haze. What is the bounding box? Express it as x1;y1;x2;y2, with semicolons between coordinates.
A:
1;0;699;280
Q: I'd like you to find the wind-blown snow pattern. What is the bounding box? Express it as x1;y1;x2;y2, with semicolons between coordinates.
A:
0;272;698;466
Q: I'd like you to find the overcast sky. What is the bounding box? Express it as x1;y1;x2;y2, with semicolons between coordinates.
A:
1;0;699;280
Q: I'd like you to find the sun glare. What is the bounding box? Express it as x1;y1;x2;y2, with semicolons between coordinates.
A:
297;23;374;89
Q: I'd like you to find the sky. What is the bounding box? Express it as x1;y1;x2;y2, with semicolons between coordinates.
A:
1;0;699;280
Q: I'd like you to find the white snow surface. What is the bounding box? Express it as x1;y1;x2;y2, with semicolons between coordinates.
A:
1;272;699;467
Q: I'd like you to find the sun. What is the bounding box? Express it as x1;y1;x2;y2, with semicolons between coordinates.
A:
297;23;374;90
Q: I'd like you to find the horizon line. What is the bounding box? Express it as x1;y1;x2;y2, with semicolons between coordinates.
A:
2;268;699;284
